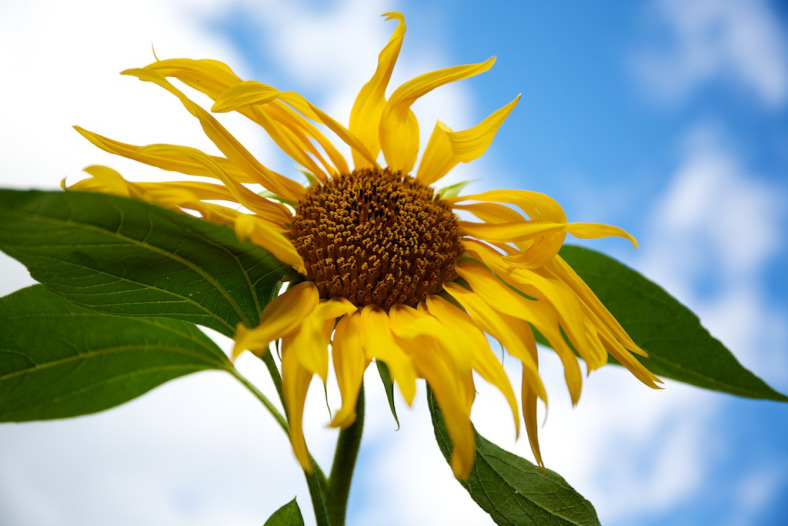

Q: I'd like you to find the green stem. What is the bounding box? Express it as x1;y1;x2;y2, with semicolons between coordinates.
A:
326;384;366;526
305;464;331;526
230;368;289;434
260;347;285;408
247;351;332;526
237;349;336;526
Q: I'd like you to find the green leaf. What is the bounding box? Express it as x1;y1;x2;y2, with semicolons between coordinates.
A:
0;190;288;337
559;245;788;402
428;390;600;526
0;285;232;422
438;179;474;198
375;359;400;429
264;498;305;526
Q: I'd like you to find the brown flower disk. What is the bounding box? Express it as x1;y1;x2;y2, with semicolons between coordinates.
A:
290;168;463;309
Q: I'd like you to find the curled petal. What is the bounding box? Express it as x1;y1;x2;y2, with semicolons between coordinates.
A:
292;298;357;381
150;58;347;177
425;296;520;437
380;57;496;174
330;312;369;428
122;68;305;202
388;304;476;479
566;223;638;248
443;281;546;403
349;12;406;168
359;305;418;405
233;282;319;358
281;336;316;472
73;126;257;184
417;95;520;186
234;215;305;272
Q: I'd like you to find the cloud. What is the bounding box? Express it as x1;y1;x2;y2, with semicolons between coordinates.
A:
442;122;788;526
0;0;274;191
5;2;784;526
633;0;788;107
648;125;784;280
0;1;314;525
640;124;788;379
0;1;488;525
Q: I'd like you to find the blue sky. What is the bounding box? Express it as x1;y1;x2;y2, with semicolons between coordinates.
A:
0;1;786;525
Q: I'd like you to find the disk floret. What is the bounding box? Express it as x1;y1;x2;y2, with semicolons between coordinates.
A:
290;168;463;308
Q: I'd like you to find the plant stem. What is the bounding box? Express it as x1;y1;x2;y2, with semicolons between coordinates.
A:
305;464;331;526
230;368;289;434
326;384;366;526
260;347;285;408
248;350;332;526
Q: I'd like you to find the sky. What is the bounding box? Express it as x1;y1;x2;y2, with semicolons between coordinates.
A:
0;0;787;525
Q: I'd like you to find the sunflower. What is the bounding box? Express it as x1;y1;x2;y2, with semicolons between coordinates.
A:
67;12;661;479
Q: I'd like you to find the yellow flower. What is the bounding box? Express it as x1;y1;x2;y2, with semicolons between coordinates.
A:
68;12;661;479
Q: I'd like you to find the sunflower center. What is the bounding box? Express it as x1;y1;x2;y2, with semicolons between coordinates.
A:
290;168;463;309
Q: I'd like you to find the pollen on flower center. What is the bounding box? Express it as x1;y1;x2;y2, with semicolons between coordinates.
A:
290;168;463;309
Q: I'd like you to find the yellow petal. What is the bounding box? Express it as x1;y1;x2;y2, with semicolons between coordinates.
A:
521;365;544;468
212;81;334;182
133;180;291;227
451;189;569;266
455;263;583;404
330;312;369;428
387;304;471;382
425;296;520;436
279;90;380;169
546;255;643;354
443;282;547;403
448;189;567;223
380;57;496;174
281;336;315;472
122;68;305;202
458;220;567;243
138;144;291;227
211;80;281;111
453;201;527;224
67;167;254;229
149;59;346;177
463;239;599;369
267;103;350;176
68;165;134;198
385;303;477;478
359;305;418;405
146;57;242;99
417;95;520;186
420;348;476;479
597;329;662;388
292;298;357;381
234;214;305;272
349;12;406;169
233;282;318;358
566;223;638;248
73;126;257;184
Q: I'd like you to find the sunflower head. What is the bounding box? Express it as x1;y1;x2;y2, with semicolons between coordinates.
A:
69;11;660;480
290;167;463;309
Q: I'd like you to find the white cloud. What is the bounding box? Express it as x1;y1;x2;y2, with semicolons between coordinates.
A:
647;125;784;281
640;124;788;380
435;122;788;526
5;1;784;526
725;461;788;526
0;0;268;190
634;0;788;107
0;1;490;525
